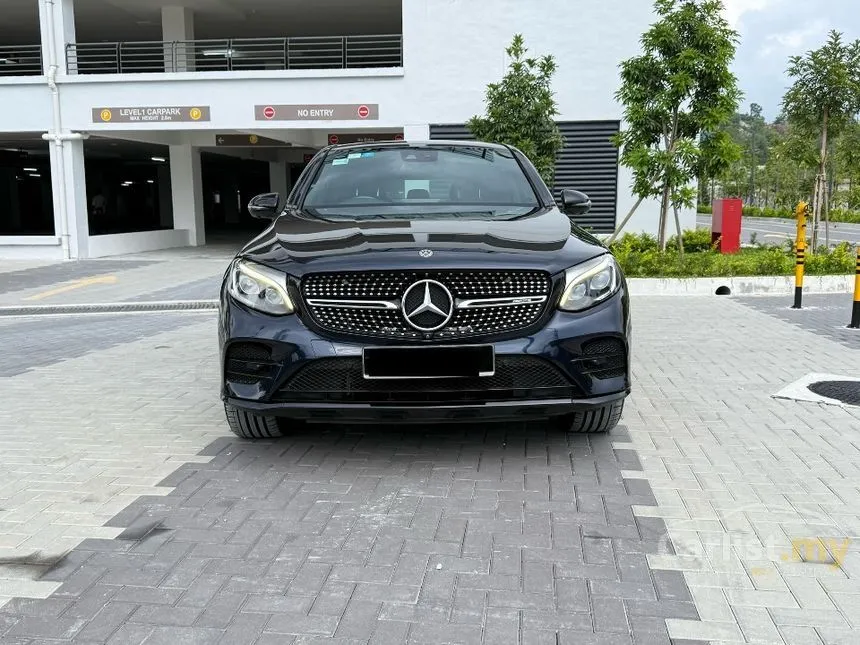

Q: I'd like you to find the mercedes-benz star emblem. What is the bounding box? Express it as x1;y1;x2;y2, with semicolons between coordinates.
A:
418;249;433;258
401;279;453;332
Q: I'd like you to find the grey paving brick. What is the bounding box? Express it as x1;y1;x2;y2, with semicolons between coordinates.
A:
0;299;723;644
5;616;88;640
194;592;247;629
593;597;630;634
308;580;354;617
111;585;183;605
0;260;155;296
737;293;860;350
130;603;202;626
74;602;138;641
217;612;269;645
558;631;633;645
266;613;339;636
106;622;154;644
334;599;382;640
483;606;520;642
0;312;208;377
651;570;692;602
144;625;224;644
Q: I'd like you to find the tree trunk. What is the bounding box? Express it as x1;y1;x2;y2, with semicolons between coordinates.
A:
811;109;829;251
607;195;646;244
824;175;830;248
673;203;685;259
658;183;670;250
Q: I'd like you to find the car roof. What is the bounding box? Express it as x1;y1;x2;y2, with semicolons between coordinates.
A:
323;139;512;153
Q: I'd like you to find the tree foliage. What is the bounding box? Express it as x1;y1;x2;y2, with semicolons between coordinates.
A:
614;0;742;249
781;30;860;247
468;34;564;186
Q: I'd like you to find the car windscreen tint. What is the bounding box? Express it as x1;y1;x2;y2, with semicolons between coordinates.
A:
302;145;540;219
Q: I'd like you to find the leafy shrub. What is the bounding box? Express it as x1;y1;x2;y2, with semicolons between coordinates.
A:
697;202;860;223
612;243;852;278
610;232;659;253
805;242;856;274
666;228;715;252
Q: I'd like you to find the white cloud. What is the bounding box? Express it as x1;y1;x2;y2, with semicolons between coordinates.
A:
722;0;781;27
758;19;829;57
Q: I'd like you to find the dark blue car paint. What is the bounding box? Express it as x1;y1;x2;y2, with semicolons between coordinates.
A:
218;140;632;423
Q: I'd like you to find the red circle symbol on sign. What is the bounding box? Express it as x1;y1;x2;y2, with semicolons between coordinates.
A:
394;133;404;141
328;134;339;145
262;106;276;119
357;105;370;119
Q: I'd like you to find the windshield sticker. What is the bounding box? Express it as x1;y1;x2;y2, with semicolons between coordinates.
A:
348;152;362;160
332;158;349;166
360;151;376;158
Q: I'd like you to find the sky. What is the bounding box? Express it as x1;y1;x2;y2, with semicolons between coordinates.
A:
725;0;860;120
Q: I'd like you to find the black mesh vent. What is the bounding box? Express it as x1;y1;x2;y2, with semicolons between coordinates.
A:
303;270;550;300
225;343;277;385
274;356;579;404
575;337;627;380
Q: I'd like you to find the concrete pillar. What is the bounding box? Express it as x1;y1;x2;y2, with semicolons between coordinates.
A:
169;145;205;246
162;6;195;72
39;0;77;74
269;161;291;202
47;139;89;257
404;124;430;141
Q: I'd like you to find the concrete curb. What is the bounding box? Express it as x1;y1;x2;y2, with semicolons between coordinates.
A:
627;275;853;296
0;300;219;317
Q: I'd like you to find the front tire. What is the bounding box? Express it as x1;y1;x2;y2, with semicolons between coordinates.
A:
224;403;284;439
555;400;624;433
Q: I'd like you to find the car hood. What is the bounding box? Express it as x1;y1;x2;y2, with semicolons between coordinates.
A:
238;206;607;277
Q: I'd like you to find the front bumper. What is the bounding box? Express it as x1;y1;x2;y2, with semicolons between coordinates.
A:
219;288;631;423
225;392;628;424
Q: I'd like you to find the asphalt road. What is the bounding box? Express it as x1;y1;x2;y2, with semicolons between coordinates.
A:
696;215;860;246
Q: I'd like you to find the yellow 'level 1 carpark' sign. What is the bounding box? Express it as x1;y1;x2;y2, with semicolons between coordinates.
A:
93;106;211;123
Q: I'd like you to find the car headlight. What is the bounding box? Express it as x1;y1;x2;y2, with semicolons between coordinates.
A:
559;254;620;312
227;259;295;316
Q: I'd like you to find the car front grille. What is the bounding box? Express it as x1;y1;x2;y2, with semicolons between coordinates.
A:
273;355;580;404
301;270;552;340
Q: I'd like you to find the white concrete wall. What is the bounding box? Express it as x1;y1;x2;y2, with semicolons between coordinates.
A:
87;230;190;258
0;0;689;258
0;80;54;132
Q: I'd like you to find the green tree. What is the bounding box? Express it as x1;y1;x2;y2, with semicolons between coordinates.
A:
612;0;742;250
468;34;563;186
834;118;860;208
782;30;860;248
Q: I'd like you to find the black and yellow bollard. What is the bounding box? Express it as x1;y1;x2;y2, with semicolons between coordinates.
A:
850;245;860;329
792;202;808;310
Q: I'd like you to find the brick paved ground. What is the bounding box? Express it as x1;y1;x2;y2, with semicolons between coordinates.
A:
736;293;859;350
0;290;858;643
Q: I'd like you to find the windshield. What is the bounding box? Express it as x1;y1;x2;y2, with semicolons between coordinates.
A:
302;145;540;219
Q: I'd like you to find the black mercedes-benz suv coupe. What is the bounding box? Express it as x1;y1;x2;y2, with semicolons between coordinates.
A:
218;140;631;439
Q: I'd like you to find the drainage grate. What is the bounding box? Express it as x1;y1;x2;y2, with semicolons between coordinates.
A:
807;381;860;407
0;300;219;317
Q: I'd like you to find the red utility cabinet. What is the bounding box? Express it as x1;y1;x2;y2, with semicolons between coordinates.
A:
711;199;743;254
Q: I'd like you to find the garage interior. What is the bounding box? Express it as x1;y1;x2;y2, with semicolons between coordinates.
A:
0;133;317;241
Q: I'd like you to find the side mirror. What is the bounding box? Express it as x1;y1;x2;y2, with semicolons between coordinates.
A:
247;192;281;220
561;189;592;216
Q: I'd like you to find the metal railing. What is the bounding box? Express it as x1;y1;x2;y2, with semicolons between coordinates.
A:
66;34;402;74
0;45;43;76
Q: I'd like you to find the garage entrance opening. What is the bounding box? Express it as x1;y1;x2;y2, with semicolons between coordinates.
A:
200;151;312;241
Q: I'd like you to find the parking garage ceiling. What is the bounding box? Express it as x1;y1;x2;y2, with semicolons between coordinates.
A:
0;0;401;44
